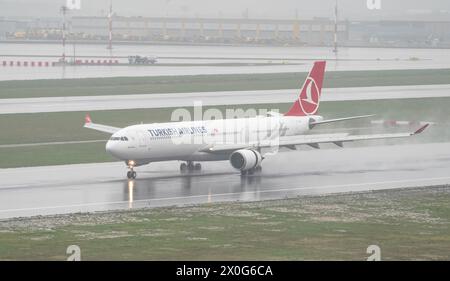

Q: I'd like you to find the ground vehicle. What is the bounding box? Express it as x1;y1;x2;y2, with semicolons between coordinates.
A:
128;55;157;65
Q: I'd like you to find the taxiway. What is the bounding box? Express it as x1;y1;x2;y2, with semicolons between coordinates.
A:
1;84;450;114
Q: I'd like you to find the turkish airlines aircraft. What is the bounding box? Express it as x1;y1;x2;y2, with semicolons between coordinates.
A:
84;61;429;179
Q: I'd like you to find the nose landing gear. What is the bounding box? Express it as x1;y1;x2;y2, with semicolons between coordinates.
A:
180;161;202;173
127;160;137;179
127;170;137;179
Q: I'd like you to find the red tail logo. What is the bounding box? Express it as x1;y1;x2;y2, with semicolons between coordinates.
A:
284;61;326;116
85;113;92;124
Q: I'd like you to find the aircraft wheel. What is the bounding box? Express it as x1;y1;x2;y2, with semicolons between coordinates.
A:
240;170;248;176
127;171;137;179
180;163;188;173
195;163;202;171
255;166;262;173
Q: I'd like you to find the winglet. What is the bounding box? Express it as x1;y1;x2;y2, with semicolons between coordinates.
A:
85;113;92;124
413;124;430;135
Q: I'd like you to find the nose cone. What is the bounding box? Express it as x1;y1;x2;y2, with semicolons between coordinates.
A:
106;140;119;158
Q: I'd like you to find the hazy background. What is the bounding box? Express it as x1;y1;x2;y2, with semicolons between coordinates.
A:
1;0;450;20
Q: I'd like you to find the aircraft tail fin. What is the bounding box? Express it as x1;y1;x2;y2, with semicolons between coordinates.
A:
284;61;326;116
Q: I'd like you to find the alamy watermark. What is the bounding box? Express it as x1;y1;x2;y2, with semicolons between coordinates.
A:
168;102;283;154
63;242;381;260
366;245;381;261
66;245;81;261
367;0;381;10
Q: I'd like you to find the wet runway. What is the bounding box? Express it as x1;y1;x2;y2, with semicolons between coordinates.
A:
3;43;448;61
2;84;450;114
0;142;449;219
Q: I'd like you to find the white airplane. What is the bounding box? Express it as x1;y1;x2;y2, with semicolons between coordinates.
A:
84;61;429;179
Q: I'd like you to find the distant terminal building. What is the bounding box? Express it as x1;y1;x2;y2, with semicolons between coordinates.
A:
70;16;349;46
0;17;61;40
2;16;450;48
0;20;16;39
349;21;450;48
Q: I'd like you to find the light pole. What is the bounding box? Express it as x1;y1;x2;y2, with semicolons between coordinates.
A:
333;0;338;53
60;5;68;63
107;0;113;50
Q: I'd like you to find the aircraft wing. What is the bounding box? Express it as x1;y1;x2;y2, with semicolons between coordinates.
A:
83;114;121;134
202;124;429;154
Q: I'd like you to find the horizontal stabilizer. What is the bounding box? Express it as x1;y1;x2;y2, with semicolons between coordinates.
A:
310;115;375;127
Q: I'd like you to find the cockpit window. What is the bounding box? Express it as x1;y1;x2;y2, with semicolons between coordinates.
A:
109;136;128;141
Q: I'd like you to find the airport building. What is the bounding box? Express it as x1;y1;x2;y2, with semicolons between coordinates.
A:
70;16;450;47
0;19;23;39
71;16;349;45
348;20;450;48
0;17;61;40
2;15;450;48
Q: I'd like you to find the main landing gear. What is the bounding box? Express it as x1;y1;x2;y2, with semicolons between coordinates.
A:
180;161;202;173
240;165;262;176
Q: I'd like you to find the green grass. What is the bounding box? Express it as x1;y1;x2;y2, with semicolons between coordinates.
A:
2;98;450;146
1;97;449;168
0;143;114;169
1;68;450;99
0;186;449;260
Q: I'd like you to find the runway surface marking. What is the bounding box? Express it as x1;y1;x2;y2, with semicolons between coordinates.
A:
1;84;450;114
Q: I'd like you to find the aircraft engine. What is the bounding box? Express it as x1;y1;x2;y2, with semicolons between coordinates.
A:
229;149;262;171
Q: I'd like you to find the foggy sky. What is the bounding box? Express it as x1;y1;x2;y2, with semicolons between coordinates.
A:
1;0;450;20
